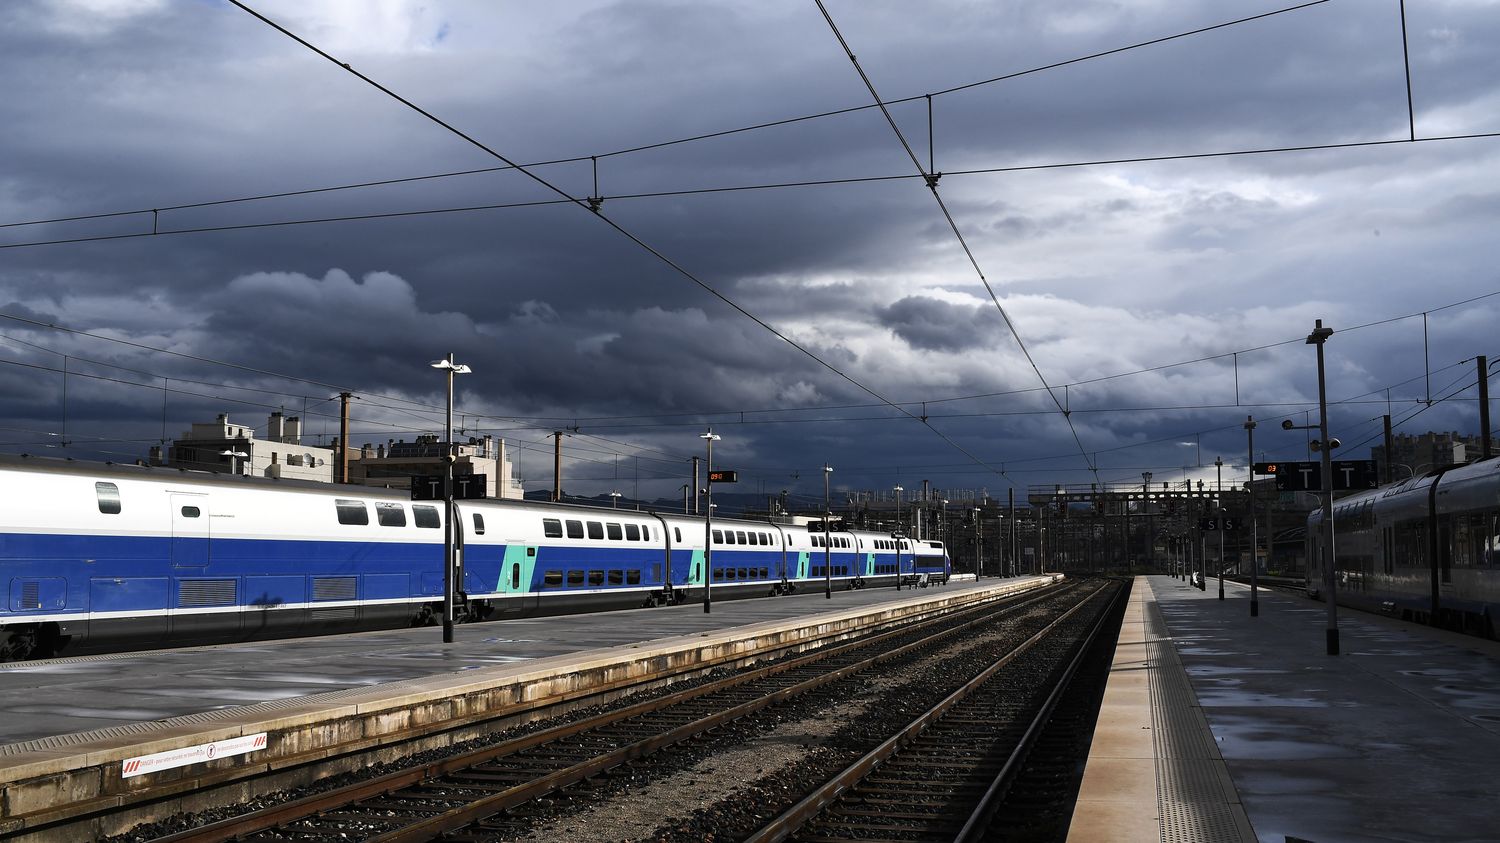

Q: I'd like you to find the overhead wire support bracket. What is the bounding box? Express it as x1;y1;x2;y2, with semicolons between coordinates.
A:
923;172;941;190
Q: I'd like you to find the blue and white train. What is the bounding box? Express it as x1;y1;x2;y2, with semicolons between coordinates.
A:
1307;455;1500;638
0;455;950;661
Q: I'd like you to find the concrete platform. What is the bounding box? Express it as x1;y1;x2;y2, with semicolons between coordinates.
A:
1070;575;1500;843
0;574;1058;839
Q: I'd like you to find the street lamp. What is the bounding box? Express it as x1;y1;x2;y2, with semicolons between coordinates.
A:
609;490;621;508
1307;318;1340;655
219;448;248;476
1142;471;1153;572
430;353;472;645
824;464;833;600
1245;416;1259;617
893;486;904;590
973;507;982;580
1215;457;1226;600
701;430;720;614
1196;479;1206;590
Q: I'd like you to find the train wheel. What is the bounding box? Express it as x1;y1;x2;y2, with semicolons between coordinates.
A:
0;627;38;662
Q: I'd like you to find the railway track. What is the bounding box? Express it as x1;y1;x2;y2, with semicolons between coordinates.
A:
119;582;1089;843
746;579;1125;842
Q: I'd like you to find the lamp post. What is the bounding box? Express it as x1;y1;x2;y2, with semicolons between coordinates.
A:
893;485;904;590
219;448;248;476
701;430;719;614
1307;319;1340;655
973;507;982;580
824;464;833;600
1196;479;1206;590
1141;472;1153;572
609;490;621;508
1215;457;1225;599
1245;416;1259;617
429;353;471;644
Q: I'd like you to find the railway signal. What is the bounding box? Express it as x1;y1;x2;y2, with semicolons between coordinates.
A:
708;470;738;483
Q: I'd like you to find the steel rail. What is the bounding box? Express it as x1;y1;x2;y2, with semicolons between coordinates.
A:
150;584;1069;843
741;581;1108;843
953;581;1128;841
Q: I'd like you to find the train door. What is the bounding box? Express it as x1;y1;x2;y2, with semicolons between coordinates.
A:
496;541;539;615
170;494;209;570
170;493;239;639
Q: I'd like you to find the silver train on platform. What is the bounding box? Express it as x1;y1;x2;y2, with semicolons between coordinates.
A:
1306;455;1500;637
0;455;951;661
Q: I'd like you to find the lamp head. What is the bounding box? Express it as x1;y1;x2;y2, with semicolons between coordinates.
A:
1282;419;1295;430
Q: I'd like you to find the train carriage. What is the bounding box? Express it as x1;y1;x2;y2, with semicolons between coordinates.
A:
1307;455;1500;637
0;454;954;661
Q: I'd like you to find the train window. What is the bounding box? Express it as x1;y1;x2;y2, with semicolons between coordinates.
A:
180;505;201;518
95;481;122;514
630;569;643;585
375;503;407;527
760;532;770;545
812;535;821;548
544;570;563;587
648;565;659;583
759;567;768;578
736;530;747;544
736;567;746;579
473;513;485;535
713;568;724;579
511;563;520;589
543;518;563;538
566;520;585;539
713;529;723;543
527;547;536;556
608;570;624;585
587;522;604;540
625;524;641;541
674;527;682;543
568;570;585;586
642;526;650;541
607;523;623;541
588;570;605;586
335;499;369;526
413;506;440;528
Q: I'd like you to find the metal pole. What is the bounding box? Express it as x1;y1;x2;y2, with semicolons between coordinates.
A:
1008;488;1016;574
1309;319;1340;655
1142;472;1153;572
1382;415;1394;485
692;456;700;515
894;486;904;590
974;508;981;579
702;430;718;614
1246;416;1259;617
338;392;352;484
1216;456;1225;600
824;464;833;600
442;356;455;644
552;431;563;502
1479;355;1492;459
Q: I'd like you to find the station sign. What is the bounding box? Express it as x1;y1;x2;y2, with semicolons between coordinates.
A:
1269;461;1378;492
708;470;738;483
1199;517;1243;532
411;474;489;500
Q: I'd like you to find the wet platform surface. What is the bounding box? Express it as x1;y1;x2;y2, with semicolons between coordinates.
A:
0;576;1013;749
1151;575;1500;843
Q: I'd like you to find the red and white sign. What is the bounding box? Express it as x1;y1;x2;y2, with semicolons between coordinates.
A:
121;732;267;778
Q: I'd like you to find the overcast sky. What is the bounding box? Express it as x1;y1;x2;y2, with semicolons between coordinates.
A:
2;0;1498;510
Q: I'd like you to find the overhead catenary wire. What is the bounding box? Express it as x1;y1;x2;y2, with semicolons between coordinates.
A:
8;128;1500;254
0;0;1332;239
224;0;1013;488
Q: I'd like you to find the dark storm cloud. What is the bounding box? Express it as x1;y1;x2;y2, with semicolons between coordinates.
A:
877;296;1001;353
